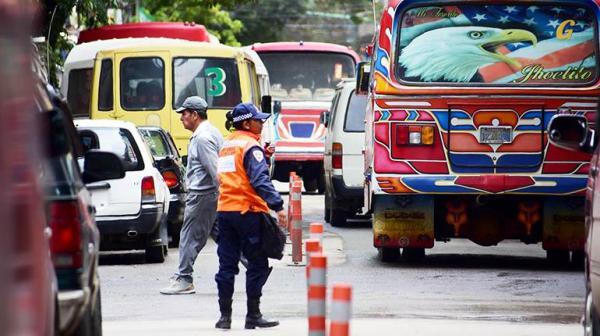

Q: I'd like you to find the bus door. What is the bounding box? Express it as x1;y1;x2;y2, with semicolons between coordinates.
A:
113;51;171;129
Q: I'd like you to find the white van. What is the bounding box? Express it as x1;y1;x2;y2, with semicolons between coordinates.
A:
323;78;368;226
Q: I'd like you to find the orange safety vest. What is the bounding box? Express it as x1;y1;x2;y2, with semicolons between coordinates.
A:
217;130;269;214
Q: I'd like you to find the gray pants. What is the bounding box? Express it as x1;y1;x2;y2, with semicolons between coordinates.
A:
176;191;218;283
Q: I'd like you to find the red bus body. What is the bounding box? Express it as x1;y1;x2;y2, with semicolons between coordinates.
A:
78;22;211;44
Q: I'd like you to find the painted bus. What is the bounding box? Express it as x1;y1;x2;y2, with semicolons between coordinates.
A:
251;42;360;192
360;0;598;263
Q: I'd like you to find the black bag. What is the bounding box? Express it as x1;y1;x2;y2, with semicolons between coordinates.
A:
260;213;286;260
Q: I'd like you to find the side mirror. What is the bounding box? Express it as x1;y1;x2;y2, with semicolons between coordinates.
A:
261;95;272;114
320;110;331;127
547;115;595;153
82;150;126;184
273;100;282;115
356;61;371;95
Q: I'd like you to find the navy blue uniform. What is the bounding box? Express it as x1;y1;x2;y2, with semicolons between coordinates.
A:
215;146;283;300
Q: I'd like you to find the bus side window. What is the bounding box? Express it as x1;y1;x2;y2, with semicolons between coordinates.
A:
98;59;113;111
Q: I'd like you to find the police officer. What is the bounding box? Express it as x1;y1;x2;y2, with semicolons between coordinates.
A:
215;103;286;329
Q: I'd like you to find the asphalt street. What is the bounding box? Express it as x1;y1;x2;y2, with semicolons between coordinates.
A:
99;187;586;335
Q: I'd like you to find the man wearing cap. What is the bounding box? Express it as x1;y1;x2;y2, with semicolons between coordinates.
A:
160;96;223;295
214;102;286;329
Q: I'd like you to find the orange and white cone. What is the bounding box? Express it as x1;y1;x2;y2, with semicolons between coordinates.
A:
330;283;352;336
291;180;303;263
308;254;326;336
310;222;323;243
305;239;322;288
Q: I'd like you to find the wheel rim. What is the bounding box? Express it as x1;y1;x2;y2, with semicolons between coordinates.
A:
585;290;593;336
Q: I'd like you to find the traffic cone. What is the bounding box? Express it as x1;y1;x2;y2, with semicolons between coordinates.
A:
308;254;327;336
310;223;324;244
330;283;352;336
305;239;322;288
291;180;303;264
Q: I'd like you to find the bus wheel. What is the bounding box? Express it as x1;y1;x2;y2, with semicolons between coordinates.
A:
330;208;347;227
572;250;585;267
547;250;569;266
402;248;425;262
303;175;318;193
324;194;331;223
378;248;400;263
317;174;326;194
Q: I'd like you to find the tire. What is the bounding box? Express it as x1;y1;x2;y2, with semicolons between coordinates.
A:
330;208;347;227
584;286;600;336
324;194;331;223
145;245;166;263
572;250;585;267
74;286;102;336
303;175;318;193
547;250;569;266
402;248;425;262
169;231;180;248
317;174;326;195
378;248;400;263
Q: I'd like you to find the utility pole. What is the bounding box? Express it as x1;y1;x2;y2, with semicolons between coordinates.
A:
136;0;140;22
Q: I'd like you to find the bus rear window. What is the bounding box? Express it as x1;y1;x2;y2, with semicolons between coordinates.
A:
259;52;356;101
120;57;165;110
396;4;597;85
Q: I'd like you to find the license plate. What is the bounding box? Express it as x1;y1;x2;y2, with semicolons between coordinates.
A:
479;126;512;144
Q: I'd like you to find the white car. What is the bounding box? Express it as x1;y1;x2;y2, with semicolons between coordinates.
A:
323;78;368;226
75;119;170;263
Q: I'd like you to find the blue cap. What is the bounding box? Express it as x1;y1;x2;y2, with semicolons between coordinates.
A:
175;96;208;113
231;103;270;122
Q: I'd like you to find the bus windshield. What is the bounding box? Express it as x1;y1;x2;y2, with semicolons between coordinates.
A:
396;4;597;85
173;57;241;109
259;52;356;101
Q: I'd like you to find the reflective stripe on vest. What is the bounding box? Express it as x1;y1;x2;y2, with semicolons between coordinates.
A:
217;131;269;213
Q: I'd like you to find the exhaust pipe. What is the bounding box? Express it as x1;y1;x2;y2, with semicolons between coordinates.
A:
127;230;138;238
475;195;489;206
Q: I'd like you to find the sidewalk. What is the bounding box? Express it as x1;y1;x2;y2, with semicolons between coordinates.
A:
104;317;580;336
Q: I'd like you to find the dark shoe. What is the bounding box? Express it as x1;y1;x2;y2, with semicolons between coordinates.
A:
215;299;232;329
245;298;279;329
215;316;231;329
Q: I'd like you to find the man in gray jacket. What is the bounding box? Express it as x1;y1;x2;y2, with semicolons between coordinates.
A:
161;96;223;294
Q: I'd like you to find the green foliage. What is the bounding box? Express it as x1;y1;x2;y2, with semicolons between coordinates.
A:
232;0;307;45
38;0;117;86
231;0;372;48
143;1;246;46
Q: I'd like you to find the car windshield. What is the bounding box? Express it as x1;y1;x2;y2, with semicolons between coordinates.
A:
173;57;241;109
139;129;171;158
259;52;356;101
78;127;143;171
396;4;597;85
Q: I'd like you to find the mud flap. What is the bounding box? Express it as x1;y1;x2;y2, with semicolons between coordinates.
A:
372;195;434;249
542;197;585;251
